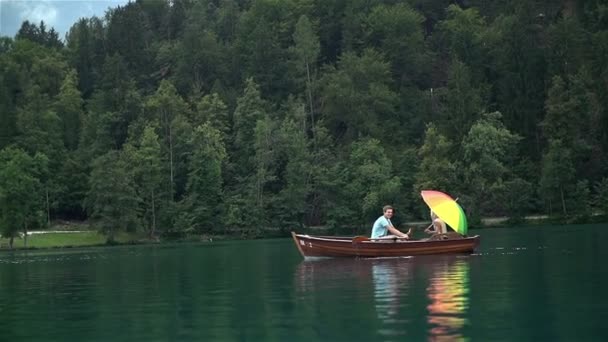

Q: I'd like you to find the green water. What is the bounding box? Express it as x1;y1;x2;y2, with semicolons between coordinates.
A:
0;224;606;341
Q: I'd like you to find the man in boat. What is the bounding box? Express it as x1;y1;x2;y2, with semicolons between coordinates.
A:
371;205;411;240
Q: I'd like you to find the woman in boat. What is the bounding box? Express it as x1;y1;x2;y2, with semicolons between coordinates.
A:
425;210;447;235
371;205;411;239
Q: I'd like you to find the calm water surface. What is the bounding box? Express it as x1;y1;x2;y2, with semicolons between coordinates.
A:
0;224;606;341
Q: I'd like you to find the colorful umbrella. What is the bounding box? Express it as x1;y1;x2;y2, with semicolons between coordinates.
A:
421;190;468;235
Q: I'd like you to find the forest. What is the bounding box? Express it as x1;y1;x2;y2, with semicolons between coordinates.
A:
0;0;607;243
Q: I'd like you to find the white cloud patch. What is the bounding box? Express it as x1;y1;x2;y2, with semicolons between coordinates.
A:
1;0;129;37
6;0;58;27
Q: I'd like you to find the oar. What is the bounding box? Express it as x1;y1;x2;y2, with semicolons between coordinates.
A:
352;236;371;243
352;235;410;243
422;223;434;234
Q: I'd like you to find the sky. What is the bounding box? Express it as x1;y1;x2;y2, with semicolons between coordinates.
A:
0;0;130;39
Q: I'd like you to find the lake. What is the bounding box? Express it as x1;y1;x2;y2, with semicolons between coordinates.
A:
0;223;606;341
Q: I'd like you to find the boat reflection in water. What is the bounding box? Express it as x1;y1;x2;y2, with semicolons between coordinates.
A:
294;256;470;340
424;257;470;341
294;257;414;339
371;258;412;338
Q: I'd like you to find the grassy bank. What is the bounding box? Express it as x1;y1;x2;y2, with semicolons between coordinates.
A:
0;231;149;250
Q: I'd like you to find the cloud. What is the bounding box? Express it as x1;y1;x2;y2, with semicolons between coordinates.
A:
1;0;129;38
5;0;58;27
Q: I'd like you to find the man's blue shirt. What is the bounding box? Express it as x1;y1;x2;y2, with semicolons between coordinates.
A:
371;216;391;238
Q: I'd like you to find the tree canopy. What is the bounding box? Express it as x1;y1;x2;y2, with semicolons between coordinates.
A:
1;0;606;240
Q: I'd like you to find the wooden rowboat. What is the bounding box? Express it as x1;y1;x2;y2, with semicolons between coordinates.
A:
291;231;480;259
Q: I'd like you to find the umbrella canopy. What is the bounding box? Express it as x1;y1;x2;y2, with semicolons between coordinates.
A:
421;190;468;235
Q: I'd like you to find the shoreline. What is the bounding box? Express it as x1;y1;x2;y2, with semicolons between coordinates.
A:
1;215;605;252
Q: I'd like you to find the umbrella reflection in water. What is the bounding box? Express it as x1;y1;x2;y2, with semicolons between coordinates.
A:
425;258;470;340
293;256;470;340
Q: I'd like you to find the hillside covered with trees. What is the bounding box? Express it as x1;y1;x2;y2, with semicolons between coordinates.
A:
1;0;607;243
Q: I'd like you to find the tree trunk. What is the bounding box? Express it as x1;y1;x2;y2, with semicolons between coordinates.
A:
169;119;174;199
23;222;28;248
108;229;115;244
560;186;567;215
151;189;156;239
9;236;14;249
46;188;51;228
305;60;316;147
162;108;174;200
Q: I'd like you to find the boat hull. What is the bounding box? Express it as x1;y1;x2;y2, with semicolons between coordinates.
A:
291;232;480;258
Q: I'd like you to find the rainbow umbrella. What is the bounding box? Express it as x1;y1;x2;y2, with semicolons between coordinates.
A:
421;190;468;235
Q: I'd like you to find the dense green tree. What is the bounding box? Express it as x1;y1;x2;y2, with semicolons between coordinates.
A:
413;123;458;221
0;148;47;248
364;3;428;87
273;101;313;227
540;139;575;216
434;5;486;82
145;80;190;199
406;0;451;33
137;0;171;41
65;17;106;98
319;49;398;144
339;138;401;226
86;150;139;243
131;126;163;238
341;0;377;53
312;0;348;63
83;54;143;156
105;2;154;84
306;124;338;226
15;86;66;225
174;4;225;96
568;180;592;219
194;93;230;136
179;123;227;234
16;20;63;49
290;15;320;142
5;39;68;100
501;177;534;222
17;91;65;157
54;70;84;151
462;112;521;217
484;11;546;157
251;115;279;227
225;95;272;232
563;68;605;182
235;1;293;99
593;178;608;215
168;114;195;201
55;152;89;219
364;2;431;143
0;37;12;53
230;78;267;179
165;0;194;40
414;123;457;197
543;75;579;143
0;44;20;148
589;30;608;164
543;72;601;182
436;59;486;142
546;17;588;78
215;0;241;42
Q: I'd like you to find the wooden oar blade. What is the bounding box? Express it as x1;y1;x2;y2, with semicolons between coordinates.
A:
352;236;370;243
